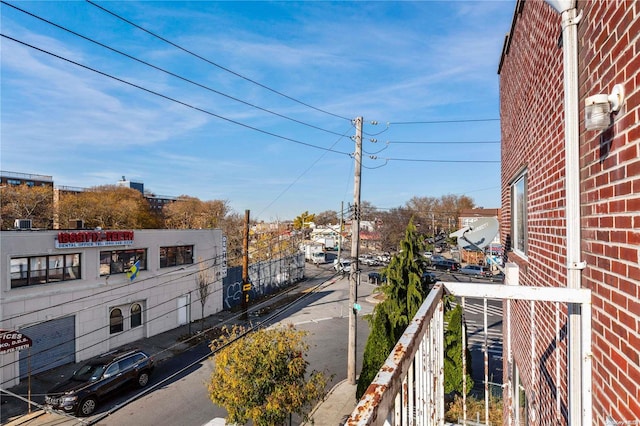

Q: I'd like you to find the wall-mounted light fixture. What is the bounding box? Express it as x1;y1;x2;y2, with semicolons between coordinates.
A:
584;84;624;131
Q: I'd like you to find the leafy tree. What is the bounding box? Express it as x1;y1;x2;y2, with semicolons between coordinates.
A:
444;302;474;395
163;196;229;229
220;211;246;267
357;219;428;398
208;324;328;426
375;206;414;252
293;211;315;230
407;194;475;235
0;184;54;229
249;221;297;262
314;209;338;226
359;200;378;221
57;185;158;229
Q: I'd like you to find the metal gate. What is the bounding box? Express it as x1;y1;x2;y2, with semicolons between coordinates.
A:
19;316;76;378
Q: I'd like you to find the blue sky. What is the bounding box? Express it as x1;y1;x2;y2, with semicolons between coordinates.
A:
1;1;514;222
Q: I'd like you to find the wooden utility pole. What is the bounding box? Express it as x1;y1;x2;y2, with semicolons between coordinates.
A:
337;201;343;263
348;117;363;385
242;209;250;320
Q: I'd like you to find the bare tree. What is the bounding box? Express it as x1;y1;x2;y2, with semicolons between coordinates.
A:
196;258;212;331
1;184;53;229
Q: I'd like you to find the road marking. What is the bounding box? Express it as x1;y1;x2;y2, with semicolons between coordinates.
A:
293;317;336;326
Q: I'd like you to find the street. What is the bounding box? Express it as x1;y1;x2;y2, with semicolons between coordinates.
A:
94;264;374;426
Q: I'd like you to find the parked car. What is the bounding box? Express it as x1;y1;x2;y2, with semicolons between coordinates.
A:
368;271;386;285
491;271;505;282
45;349;154;416
333;258;351;274
431;259;460;272
422;271;437;285
459;264;491;278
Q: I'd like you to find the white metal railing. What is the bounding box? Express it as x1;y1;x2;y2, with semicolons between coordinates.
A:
346;284;446;425
345;281;592;426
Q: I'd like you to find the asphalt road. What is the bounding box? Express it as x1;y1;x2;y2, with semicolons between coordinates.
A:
95;266;374;426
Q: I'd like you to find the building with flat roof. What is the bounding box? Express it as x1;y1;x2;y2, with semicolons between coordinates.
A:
0;171;53;188
0;229;226;388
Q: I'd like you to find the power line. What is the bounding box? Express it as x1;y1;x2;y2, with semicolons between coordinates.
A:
389;118;500;125
1;34;352;156
257;126;354;219
1;1;347;138
369;156;500;164
85;0;352;122
387;140;500;144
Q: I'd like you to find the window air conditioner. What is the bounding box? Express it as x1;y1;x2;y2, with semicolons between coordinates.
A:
14;219;32;229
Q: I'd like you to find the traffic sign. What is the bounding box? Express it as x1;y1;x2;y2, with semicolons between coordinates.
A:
243;284;251;291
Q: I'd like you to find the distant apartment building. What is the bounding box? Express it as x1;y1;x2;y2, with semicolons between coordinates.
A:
499;1;639;424
0;229;226;388
0;170;53;188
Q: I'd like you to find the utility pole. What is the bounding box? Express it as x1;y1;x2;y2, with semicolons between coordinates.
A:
348;117;363;385
337;201;343;263
241;209;250;321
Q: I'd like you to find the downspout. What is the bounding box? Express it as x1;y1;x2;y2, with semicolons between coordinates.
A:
544;1;589;424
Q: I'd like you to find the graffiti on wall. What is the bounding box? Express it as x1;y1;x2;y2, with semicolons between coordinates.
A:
222;253;305;310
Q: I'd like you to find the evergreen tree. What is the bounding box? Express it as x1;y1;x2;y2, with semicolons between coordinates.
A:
443;302;474;395
356;219;428;398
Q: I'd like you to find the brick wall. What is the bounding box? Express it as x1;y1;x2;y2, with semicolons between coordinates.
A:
500;2;569;423
499;0;639;424
578;1;640;424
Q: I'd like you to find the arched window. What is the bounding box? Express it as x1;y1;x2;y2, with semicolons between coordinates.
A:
131;303;142;328
110;308;123;334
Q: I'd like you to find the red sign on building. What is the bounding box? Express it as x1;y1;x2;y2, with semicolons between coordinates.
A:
0;330;32;354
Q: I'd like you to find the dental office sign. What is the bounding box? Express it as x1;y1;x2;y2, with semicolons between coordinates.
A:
55;230;135;248
0;330;32;355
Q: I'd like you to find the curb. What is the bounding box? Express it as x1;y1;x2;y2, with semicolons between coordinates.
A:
302;379;349;426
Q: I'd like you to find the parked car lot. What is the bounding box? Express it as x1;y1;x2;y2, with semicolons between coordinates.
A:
45;349;154;416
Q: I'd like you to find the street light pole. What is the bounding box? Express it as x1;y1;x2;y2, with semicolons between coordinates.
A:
348;117;363;385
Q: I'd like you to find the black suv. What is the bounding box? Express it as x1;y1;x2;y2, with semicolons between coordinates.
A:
431;259;460;272
45;349;154;416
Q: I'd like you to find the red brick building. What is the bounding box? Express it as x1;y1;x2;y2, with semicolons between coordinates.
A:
499;1;638;425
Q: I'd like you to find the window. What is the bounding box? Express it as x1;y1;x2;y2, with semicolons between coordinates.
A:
110;308;124;334
131;303;142;328
511;170;528;256
104;362;120;377
10;254;82;288
160;245;194;268
100;249;146;276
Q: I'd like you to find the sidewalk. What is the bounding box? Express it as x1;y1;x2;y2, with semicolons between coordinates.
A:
1;280;360;426
303;380;357;426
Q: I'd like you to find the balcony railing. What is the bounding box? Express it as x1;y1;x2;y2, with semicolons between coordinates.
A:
345;279;592;426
